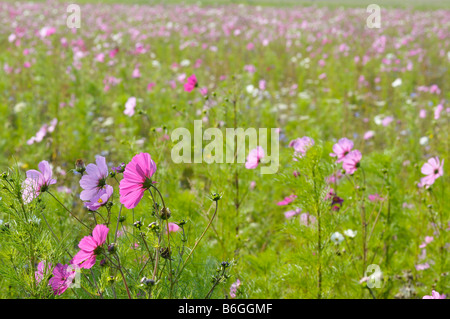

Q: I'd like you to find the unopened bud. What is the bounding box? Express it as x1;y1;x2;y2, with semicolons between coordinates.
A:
75;159;86;175
160;207;171;220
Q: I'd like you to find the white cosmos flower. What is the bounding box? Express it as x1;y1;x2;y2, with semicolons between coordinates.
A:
344;229;357;238
391;78;402;88
331;232;344;244
419;136;428;145
180;59;190;67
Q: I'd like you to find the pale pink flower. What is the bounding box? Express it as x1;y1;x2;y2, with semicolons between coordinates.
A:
84;185;113;211
284;208;301;219
245;146;264;169
167;223;180;233
289;136;314;158
132;66;141;78
342;150;362;175
434;104;443;120
300;213;316;226
423;290;446;299
330;138;354;163
124;97;136;117
35;261;52;284
364;131;375;140
22;161;57;203
419;236;434;248
419;157;444;188
230;279;241;298
79;156;109;201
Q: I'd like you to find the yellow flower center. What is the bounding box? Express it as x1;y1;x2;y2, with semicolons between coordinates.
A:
98;198;103;204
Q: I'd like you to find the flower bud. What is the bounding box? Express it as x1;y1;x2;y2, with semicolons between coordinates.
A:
75;159;86;175
148;222;158;230
160;207;171;220
140;277;156;287
108;243;116;254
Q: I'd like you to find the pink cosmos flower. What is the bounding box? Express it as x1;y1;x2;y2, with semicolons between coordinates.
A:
167;223;180;233
119;153;157;209
22;161;57;203
434;104;443;120
184;74;198;92
363;131;375;140
48;263;76;295
289;136;314;159
259;80;266;90
199;87;208;96
132;66;141;78
382;116;394;127
300;213;316;226
284;208;301;219
72;224;109;269
39;26;56;38
423;290;446;299
342;150;362;175
419;157;444;188
35;261;52;284
330;138;354;163
277;195;297;206
245;146;264;169
124;97;136;117
419;236;434;249
419;109;427;119
84;185;113;211
79;156;109;201
368;194;385;202
415;263;430;271
230;279;241;298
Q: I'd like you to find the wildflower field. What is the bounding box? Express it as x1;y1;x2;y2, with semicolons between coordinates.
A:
0;0;448;300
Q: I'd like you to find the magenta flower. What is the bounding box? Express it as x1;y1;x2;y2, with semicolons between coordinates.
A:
22;160;57;203
289;136;314;159
330;138;354;163
419;157;444;188
84;185;113;211
72;224;109;269
277;194;297;206
245;146;264;169
35;261;52;284
368;193;385;202
79;156;109;201
342;150;362;175
48;263;76;295
119;152;157;209
184;74;198;92
423;290;446;299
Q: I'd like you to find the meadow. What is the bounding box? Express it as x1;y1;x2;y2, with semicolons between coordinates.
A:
0;0;448;299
